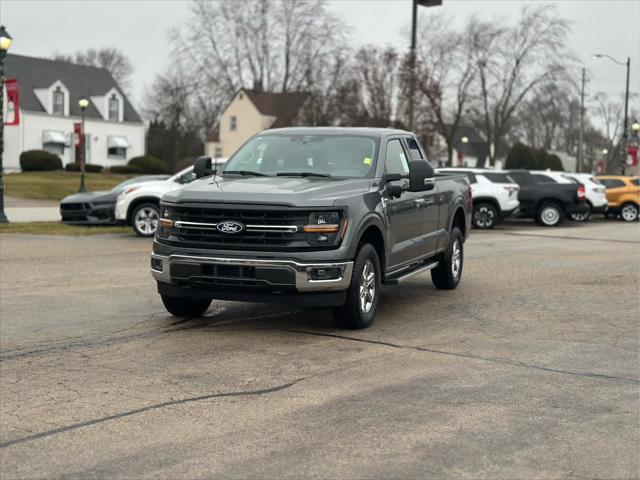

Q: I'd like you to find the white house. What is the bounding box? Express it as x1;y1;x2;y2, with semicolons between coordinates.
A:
3;53;145;171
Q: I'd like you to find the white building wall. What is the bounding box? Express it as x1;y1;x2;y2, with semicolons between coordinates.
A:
3;110;145;171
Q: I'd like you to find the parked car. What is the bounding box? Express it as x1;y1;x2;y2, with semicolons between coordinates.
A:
506;169;588;226
561;173;608;221
60;175;170;225
151;127;471;329
595;175;640;222
115;159;227;236
437;168;519;229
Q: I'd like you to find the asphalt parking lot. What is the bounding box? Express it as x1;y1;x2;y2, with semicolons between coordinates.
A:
1;220;638;479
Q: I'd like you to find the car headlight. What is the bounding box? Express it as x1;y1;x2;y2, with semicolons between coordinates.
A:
156;206;174;239
304;212;342;245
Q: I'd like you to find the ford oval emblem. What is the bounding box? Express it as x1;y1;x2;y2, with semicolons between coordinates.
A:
216;220;245;234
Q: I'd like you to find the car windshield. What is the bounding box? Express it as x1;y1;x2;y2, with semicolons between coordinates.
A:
223;134;378;178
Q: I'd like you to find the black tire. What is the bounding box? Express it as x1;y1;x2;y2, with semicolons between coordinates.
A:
161;295;211;317
620;202;639;222
431;227;464;290
570;204;592;222
332;243;381;329
536;202;564;227
473;202;499;229
131;203;160;237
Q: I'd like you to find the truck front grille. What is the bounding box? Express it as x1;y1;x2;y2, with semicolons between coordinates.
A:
167;205;312;250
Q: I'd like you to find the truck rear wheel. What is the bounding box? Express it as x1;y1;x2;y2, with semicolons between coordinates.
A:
161;295;211;317
431;227;464;290
332;243;381;329
536;202;564;227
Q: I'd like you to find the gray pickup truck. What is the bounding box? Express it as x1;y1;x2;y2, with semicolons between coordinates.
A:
151;128;471;328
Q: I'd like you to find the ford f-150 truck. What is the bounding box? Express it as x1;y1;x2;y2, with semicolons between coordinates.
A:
151;128;471;329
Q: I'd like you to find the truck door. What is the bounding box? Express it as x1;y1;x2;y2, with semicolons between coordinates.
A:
508;171;536;217
403;136;440;256
383;138;430;268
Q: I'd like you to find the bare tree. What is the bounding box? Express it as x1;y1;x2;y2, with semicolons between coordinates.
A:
414;13;477;166
53;48;134;92
467;5;573;165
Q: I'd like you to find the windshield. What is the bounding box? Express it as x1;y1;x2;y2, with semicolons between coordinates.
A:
223;134;378;178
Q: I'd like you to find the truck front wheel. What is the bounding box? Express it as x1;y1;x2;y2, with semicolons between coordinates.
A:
431;227;464;290
161;295;211;317
332;243;381;329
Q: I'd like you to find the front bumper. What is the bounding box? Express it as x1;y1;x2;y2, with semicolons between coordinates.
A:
150;253;353;293
60;204;116;225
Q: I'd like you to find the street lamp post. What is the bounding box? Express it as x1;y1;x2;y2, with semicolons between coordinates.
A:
592;53;631;175
78;97;89;193
407;0;442;132
0;25;13;224
460;136;469;167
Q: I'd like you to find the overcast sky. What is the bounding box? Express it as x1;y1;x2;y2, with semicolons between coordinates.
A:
1;0;639;112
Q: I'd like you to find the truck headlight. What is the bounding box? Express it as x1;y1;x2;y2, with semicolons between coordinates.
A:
156;207;174;239
304;212;341;245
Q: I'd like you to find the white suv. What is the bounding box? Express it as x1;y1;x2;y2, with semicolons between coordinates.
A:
115;166;196;236
437;168;520;229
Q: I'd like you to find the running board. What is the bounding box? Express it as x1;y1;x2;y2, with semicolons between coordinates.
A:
384;260;439;285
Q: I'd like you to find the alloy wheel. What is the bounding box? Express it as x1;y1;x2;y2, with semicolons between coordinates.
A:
135;207;159;235
621;204;638;222
541;206;560;226
359;259;376;313
451;238;462;279
474;206;495;228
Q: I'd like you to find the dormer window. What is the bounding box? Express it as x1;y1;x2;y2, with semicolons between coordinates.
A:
52;87;64;116
108;93;120;121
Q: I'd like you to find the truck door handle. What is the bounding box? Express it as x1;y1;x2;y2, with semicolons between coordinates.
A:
414;198;427;207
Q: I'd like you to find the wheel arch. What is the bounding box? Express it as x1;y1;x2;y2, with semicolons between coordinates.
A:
450;205;468;238
127;196;161;225
352;216;386;276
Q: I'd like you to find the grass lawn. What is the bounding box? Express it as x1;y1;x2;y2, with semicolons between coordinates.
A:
0;222;131;235
4;171;135;201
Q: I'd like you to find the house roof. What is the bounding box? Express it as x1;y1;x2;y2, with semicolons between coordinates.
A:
244;89;310;128
5;53;142;123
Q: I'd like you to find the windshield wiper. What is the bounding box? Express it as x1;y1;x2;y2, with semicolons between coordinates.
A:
276;172;332;178
223;170;270;177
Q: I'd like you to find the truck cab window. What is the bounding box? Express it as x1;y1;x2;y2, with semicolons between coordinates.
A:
405;137;423;160
385;139;410;175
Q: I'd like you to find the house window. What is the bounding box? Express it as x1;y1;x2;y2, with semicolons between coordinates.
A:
107;136;129;159
52;87;64;115
230;116;237;131
43;130;66;155
108;94;120;121
214;146;223;158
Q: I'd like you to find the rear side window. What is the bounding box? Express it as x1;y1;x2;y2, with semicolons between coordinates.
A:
439;170;476;184
507;172;529;186
482;172;515;184
631;178;639;186
531;174;557;184
601;179;625;188
405;137;424;160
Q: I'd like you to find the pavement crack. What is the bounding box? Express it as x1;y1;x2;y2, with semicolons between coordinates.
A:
0;378;303;449
282;329;640;385
495;231;639;245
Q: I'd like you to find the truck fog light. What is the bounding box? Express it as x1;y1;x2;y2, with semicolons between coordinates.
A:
151;258;163;271
310;267;341;280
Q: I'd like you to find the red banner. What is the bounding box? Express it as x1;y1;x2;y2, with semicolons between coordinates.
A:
4;78;20;126
627;145;638;167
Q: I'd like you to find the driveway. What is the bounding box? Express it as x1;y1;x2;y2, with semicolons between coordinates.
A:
1;221;638;478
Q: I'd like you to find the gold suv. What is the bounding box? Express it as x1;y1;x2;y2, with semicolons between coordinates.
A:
595;176;640;221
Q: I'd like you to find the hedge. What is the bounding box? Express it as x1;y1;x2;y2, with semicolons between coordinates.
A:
128;155;169;174
20;150;63;172
110;165;144;174
64;162;104;173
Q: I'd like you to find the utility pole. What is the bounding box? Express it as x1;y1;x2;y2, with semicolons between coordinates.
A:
578;67;586;173
621;56;630;175
407;0;442;132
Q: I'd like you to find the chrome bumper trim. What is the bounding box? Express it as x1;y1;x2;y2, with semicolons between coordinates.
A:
150;253;353;292
173;221;299;233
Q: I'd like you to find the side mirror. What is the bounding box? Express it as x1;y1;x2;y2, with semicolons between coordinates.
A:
194;156;212;179
408;160;435;192
383;172;404;198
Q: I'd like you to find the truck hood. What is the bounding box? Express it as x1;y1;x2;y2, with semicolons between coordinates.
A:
163;176;371;207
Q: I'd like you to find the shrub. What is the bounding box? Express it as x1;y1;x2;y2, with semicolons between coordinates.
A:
128;155;169;174
20;150;63;171
110;165;144;174
64;162;103;173
543;153;564;171
505;143;535;170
